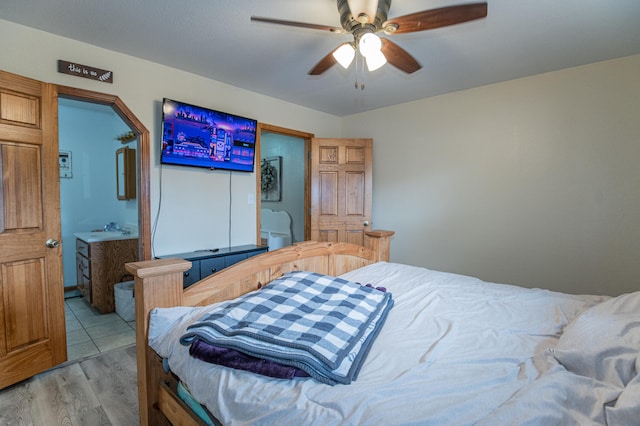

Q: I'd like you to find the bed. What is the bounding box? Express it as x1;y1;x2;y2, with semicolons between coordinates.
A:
125;230;640;426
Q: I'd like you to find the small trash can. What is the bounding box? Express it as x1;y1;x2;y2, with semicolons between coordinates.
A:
114;281;135;322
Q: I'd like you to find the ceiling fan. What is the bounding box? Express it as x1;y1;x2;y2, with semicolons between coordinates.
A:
251;0;488;76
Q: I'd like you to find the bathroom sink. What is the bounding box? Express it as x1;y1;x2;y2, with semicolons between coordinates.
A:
74;230;138;243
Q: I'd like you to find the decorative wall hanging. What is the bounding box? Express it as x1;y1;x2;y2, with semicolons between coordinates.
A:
261;156;281;201
57;60;113;84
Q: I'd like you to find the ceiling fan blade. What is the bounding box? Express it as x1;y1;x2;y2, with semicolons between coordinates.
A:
380;39;421;74
308;46;341;75
384;3;487;34
251;16;345;33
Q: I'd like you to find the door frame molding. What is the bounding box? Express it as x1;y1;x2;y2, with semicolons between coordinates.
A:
56;85;151;260
255;123;314;244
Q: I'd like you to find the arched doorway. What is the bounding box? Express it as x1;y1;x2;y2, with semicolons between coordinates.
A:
56;85;151;261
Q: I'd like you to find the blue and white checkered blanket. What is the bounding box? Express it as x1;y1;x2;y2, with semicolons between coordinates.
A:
180;271;394;385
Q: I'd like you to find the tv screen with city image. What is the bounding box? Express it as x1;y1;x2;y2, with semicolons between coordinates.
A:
160;98;257;172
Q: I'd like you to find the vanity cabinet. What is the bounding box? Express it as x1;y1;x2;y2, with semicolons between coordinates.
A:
75;237;139;313
158;244;268;288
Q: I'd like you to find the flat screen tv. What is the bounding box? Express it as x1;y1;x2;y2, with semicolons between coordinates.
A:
160;98;257;172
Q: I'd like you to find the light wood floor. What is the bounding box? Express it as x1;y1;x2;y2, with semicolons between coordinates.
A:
0;344;138;426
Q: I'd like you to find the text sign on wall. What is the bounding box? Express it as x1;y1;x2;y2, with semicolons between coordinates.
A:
57;60;113;84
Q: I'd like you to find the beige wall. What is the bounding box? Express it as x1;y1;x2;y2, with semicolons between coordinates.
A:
2;18;638;296
0;19;340;256
342;54;640;296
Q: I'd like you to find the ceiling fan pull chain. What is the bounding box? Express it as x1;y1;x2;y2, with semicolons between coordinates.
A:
354;50;359;89
354;51;365;90
360;53;365;90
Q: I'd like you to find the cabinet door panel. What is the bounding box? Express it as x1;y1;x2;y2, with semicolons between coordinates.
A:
182;260;200;288
75;254;91;302
200;257;225;279
224;253;247;268
246;248;267;260
1;259;47;351
75;239;90;258
1;144;42;230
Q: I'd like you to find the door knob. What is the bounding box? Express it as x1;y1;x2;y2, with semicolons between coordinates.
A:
45;239;60;248
363;221;369;227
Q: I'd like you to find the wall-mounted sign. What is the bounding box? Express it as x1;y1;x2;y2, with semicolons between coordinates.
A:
57;60;113;84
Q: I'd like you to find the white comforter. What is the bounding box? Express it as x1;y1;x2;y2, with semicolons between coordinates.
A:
148;262;639;425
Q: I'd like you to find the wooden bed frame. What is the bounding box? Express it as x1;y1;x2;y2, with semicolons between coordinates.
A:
125;230;394;426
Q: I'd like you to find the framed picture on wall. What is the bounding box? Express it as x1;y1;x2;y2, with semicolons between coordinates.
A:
261;156;281;201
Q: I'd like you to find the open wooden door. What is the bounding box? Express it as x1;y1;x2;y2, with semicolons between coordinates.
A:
0;70;66;388
310;138;373;245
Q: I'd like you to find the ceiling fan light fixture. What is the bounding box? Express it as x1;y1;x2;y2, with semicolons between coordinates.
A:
358;32;382;58
365;49;387;71
252;1;488;77
333;43;356;69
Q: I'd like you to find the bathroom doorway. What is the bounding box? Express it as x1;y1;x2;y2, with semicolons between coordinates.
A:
58;98;137;294
56;86;150;361
58;98;137;360
256;124;314;245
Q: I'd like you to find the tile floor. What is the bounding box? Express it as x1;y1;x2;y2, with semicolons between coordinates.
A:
64;295;136;361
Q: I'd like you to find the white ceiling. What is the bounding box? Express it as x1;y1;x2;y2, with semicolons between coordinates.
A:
2;0;639;116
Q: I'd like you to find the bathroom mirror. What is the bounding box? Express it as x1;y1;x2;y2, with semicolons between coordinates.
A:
116;147;136;200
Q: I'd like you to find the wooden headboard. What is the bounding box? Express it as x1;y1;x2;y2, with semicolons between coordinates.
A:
125;230;394;425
